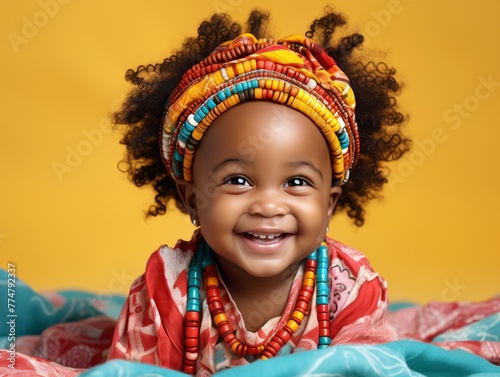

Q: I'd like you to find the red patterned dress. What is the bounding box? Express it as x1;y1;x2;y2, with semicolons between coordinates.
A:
107;235;396;375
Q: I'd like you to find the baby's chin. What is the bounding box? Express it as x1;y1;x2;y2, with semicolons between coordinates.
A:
242;261;302;280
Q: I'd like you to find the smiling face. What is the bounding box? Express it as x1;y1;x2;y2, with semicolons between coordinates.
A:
178;101;341;280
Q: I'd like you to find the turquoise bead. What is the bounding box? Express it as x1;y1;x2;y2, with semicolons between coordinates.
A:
217;91;226;101
188;277;200;288
200;105;209;116
207;98;217;110
316;271;328;282
189;269;200;279
188;287;199;299
187;303;199;312
338;129;349;148
316;296;329;305
173;150;183;162
318;336;331;347
194;110;204;123
317;282;328;292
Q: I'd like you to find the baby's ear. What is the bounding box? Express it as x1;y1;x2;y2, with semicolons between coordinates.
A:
176;179;198;221
327;186;342;219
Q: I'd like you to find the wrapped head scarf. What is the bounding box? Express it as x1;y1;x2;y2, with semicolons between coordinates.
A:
161;33;359;185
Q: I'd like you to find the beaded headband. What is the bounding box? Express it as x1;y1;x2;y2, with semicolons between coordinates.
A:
161;33;359;185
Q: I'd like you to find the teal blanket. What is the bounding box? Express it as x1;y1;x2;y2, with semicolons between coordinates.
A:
1;269;499;376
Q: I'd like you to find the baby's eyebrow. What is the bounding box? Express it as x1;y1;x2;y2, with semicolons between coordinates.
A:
286;161;324;180
211;158;249;173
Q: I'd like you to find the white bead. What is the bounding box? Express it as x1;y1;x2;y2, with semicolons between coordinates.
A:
307;79;317;90
187;114;198;127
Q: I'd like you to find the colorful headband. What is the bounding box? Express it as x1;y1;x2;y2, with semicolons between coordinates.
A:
161;33;359;185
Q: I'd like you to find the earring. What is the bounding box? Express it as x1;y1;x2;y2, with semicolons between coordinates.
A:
192;219;198;227
326;226;329;233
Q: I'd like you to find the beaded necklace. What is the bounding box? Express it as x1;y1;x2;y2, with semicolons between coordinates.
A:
183;240;331;374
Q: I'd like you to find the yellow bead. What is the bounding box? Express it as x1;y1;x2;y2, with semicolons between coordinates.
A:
213;71;225;85
250;59;257;71
286;319;299;332
235;62;245;76
164;122;174;134
213;313;228;325
304;278;315;287
304;271;315;280
226;66;236;79
206;276;218;287
292;310;304;322
231;341;241;353
295;88;304;100
227;95;239;107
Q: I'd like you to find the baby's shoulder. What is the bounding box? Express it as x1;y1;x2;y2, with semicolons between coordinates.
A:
326;236;379;277
139;237;199;303
145;237;197;276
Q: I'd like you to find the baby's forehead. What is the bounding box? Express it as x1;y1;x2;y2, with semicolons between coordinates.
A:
194;101;333;174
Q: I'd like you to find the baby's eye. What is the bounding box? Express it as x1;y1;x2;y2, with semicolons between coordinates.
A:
284;177;311;187
223;176;250;186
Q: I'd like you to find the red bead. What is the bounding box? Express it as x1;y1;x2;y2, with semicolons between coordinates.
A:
264;61;275;70
209;301;223;312
262;350;274;359
206;288;219;299
247;346;260;355
184;359;195;366
211;309;224;318
296;73;306;83
185;311;200;322
218;323;232;336
295;300;308;311
185;326;198;338
276;329;292;343
235;343;244;355
267;340;281;353
184;365;195;374
240;344;248;356
205;265;217;274
318;320;329;329
265;344;277;356
185;337;198;347
224;332;236;344
185;346;197;353
306;260;317;269
299;290;313;301
319;328;330;337
302;284;314;293
317;304;328;313
273;335;285;347
207;295;220;304
317;312;329;321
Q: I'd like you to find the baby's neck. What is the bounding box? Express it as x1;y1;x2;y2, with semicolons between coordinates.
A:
218;262;301;332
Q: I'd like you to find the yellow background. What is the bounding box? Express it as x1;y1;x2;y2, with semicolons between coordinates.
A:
1;1;499;304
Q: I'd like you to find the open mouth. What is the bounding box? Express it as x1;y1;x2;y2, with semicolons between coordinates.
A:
244;232;287;244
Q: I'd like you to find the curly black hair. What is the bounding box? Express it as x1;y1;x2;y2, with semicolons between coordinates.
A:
114;9;411;226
